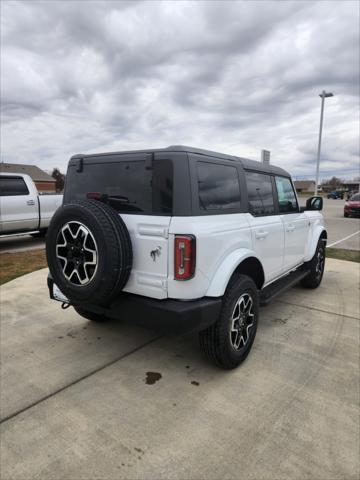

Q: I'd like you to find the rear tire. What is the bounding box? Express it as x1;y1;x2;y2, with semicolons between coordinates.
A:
301;238;326;289
74;306;108;323
199;275;259;369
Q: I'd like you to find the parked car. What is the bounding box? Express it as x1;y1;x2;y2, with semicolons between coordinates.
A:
327;190;344;199
344;193;360;217
46;146;327;369
0;173;63;236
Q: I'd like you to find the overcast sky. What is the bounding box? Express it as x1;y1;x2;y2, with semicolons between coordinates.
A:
1;0;359;178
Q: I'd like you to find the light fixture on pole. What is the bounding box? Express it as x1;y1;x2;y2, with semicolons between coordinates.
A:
315;90;334;195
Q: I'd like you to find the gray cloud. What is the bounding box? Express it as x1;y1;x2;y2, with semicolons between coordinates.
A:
1;0;359;179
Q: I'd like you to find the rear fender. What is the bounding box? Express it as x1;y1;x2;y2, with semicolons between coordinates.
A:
206;248;261;297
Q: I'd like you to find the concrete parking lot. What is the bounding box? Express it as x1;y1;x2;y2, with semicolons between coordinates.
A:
299;197;360;250
1;259;359;480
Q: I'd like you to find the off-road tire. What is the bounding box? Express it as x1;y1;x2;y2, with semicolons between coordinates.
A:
199;275;259;369
46;200;132;305
300;238;326;289
74;306;109;323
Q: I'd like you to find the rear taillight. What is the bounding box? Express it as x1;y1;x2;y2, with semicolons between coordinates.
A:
174;235;196;281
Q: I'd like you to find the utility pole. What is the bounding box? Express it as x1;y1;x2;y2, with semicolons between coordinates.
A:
315;90;334;195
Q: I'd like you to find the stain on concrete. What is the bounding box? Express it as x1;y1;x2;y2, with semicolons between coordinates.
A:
271;317;288;325
144;372;162;385
185;365;190;369
191;381;200;386
57;336;63;339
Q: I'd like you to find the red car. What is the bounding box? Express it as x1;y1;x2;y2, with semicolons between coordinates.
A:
344;193;360;217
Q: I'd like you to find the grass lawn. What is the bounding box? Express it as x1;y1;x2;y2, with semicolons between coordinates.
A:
326;247;360;263
0;249;47;286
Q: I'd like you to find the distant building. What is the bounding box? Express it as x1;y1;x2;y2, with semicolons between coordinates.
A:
294;180;315;194
342;181;360;193
0;163;56;193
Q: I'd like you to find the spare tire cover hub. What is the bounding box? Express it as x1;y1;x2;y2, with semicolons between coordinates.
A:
56;221;98;286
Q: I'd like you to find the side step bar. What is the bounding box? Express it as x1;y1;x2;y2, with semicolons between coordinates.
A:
260;268;310;306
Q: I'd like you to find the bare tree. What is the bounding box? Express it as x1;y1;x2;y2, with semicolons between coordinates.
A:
321;176;342;190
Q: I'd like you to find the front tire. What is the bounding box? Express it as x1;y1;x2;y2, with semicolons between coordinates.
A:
199;275;259;369
301;238;326;289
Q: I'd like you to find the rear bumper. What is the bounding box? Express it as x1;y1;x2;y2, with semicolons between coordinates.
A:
47;275;222;334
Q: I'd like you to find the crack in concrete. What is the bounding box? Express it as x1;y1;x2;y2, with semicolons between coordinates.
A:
0;334;163;425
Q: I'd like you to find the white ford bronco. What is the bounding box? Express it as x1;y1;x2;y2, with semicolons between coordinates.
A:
46;146;326;369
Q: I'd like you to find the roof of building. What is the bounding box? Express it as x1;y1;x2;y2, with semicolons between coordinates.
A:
294;180;315;189
0;163;56;182
70;145;290;177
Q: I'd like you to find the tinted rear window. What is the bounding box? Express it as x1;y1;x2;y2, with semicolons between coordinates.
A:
245;171;275;216
351;193;360;201
64;159;173;215
0;177;29;196
197;161;241;211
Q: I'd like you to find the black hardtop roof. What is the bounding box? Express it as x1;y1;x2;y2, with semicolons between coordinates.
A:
70;145;290;177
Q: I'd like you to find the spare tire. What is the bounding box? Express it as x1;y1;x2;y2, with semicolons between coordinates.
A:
46;200;132;305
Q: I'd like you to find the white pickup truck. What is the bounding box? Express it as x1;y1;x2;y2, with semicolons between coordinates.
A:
0;173;63;236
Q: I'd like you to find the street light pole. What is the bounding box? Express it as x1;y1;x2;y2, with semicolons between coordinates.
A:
315;90;334;195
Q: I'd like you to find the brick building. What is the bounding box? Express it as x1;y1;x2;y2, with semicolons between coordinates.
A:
0;163;56;193
293;180;316;194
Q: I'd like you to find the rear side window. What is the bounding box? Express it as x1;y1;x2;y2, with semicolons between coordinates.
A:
275;176;298;213
0;177;29;196
197;162;241;211
64;159;173;215
245;171;275;216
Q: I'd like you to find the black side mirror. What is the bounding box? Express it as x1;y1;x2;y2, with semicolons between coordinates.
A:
305;196;323;211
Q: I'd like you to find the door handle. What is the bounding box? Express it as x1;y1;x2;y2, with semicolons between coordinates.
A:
27;200;35;206
255;230;269;239
286;225;295;232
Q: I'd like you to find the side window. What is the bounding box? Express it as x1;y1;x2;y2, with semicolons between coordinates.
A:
0;177;29;196
245;171;275;216
197;162;241;211
275;176;298;213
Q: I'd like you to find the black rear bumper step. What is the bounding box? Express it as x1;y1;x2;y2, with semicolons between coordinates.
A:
47;274;222;334
260;268;310;306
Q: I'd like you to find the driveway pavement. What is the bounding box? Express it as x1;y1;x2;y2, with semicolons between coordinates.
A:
0;259;359;480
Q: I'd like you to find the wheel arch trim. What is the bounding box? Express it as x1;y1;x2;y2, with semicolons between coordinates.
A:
304;227;327;262
206;249;264;297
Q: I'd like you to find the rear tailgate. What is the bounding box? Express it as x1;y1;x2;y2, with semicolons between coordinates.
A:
64;152;174;299
121;215;171;299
